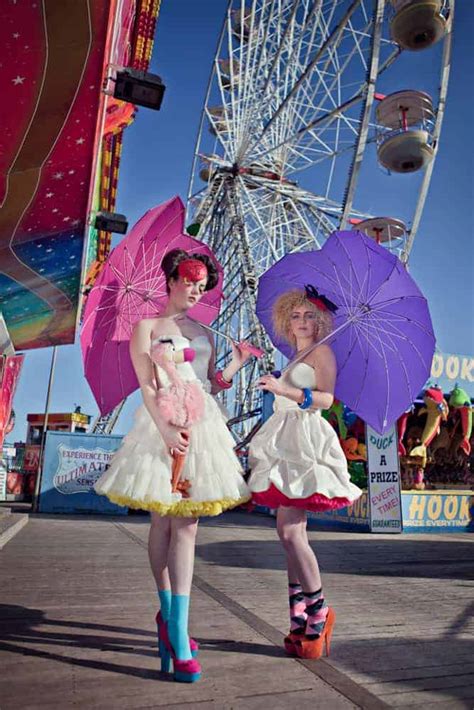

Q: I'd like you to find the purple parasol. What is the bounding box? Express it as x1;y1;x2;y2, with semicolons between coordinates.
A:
256;230;435;433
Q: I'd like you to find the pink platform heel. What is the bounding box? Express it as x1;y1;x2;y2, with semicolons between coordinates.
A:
156;611;199;657
157;616;201;682
161;646;202;683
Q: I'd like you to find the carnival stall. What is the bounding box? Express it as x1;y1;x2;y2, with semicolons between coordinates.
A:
4;407;92;502
265;360;474;534
0;0;161;509
0;0;161;351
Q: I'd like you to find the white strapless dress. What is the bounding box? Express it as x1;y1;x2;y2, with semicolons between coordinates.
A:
248;363;361;511
94;334;250;517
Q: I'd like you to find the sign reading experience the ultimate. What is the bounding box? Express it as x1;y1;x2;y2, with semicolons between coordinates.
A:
39;431;126;515
366;424;402;533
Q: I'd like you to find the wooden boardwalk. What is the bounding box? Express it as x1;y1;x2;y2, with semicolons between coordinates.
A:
0;510;472;709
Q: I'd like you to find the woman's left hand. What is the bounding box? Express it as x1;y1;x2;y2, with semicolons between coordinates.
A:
257;374;288;397
230;341;255;369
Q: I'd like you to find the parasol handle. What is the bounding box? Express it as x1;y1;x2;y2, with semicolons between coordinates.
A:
186;319;264;358
171;451;187;492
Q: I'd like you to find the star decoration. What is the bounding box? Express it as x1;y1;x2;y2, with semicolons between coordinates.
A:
1;0;120;351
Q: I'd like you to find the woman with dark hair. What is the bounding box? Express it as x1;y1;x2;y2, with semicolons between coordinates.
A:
247;287;361;660
94;249;253;683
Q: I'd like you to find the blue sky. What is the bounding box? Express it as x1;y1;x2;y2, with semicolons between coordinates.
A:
8;1;474;443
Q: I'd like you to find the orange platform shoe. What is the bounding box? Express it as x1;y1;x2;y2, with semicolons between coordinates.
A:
283;630;304;657
296;607;336;660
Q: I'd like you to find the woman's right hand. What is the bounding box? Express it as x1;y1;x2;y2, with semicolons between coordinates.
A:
159;422;190;455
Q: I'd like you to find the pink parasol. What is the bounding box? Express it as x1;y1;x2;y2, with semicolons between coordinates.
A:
80;196;223;416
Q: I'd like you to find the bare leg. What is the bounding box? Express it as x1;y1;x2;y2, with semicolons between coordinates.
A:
167;517;199;660
277;507;330;649
168;517;199;594
276;506;322;591
286;549;301;585
148;513;171;591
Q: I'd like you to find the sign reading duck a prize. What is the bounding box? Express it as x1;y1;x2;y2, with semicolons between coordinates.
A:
366;424;403;533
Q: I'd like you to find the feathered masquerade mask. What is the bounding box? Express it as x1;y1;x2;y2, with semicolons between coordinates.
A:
304;284;338;313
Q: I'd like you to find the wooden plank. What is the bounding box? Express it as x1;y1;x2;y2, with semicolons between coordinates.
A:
1;513;473;709
383;686;474;707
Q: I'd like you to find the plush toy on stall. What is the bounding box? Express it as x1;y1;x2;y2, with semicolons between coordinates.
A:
430;424;451;456
341;437;366;462
322;398;347;440
397;407;413;456
348;461;367;488
449;385;473;456
339;437;367;488
347;415;365;442
343;404;358;429
405;422;423;455
409;386;449;469
151;340;205;496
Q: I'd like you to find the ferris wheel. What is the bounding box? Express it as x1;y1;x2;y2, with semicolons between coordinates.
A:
187;0;454;443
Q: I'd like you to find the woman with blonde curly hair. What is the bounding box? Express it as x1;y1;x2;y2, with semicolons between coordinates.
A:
248;286;361;660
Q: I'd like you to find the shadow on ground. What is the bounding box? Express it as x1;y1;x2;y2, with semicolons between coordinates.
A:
0;604;283;680
331;632;474;705
196;536;474;580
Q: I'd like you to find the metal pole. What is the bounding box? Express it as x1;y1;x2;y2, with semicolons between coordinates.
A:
32;346;58;512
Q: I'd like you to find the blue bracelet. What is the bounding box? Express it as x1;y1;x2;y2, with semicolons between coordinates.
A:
298;388;313;410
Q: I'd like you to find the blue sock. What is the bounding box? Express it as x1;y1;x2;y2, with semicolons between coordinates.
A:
158;589;172;622
168;594;192;660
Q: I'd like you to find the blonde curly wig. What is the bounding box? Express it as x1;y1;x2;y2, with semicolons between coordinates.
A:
272;289;333;349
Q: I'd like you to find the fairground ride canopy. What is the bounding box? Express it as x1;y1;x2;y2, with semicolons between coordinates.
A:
0;0;160;351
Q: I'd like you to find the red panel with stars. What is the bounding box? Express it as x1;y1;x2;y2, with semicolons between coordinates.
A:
0;0;112;350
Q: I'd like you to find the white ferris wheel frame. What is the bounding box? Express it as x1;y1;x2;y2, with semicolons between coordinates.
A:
185;0;454;439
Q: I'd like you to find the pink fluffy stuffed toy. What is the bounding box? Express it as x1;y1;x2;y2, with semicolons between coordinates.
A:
150;341;205;428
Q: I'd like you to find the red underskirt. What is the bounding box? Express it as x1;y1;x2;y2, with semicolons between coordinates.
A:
251;484;352;512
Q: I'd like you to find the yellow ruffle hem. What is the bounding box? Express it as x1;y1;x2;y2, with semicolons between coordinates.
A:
104;492;251;517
